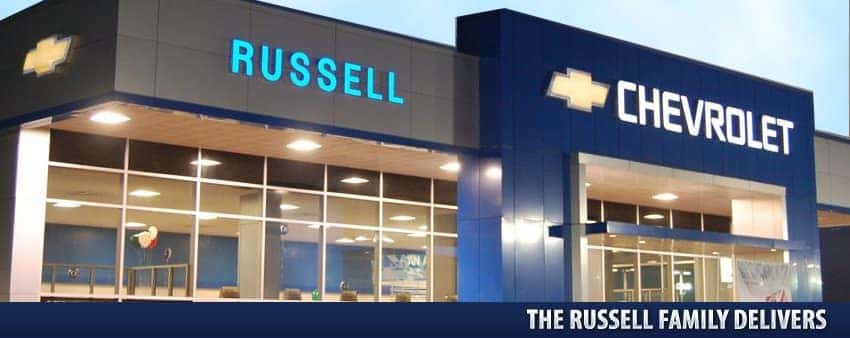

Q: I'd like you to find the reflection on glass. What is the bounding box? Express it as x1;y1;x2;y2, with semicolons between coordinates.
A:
199;183;262;217
48;167;123;204
381;231;428;302
267;157;324;190
196;217;262;299
704;257;734;301
127;175;195;211
383;173;430;203
434;237;457;302
265;222;320;300
604;201;637;223
327;197;378;226
325;227;378;301
383;203;430;231
587;199;602;223
42;204;120;296
266;190;322;222
673;256;702;301
129;140;198;177
327;166;379;196
123;210;193;297
50;130;125;169
586;248;604;301
640;253;671;301
639;206;669;227
434;208;457;233
433;179;457;205
703;214;732;233
606;250;637;301
200;149;263;184
672;210;702;231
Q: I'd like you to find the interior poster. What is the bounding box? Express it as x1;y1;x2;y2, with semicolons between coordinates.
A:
735;259;793;302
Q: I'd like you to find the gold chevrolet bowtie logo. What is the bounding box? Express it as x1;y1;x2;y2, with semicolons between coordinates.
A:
23;35;72;76
546;68;609;112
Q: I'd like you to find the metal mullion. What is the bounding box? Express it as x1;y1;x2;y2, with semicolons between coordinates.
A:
265;185;324;196
126;170;197;182
325;191;381;202
191;148;201;298
45;199;123;209
199;177;265;189
48;161;125;174
377;171;383;302
259;156;268;299
124;205;197;216
433;204;458;210
382;197;431;207
429;178;435;302
116;138;129;301
319;164;328;300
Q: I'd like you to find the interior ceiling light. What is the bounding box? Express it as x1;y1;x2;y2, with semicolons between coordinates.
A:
652;192;678;201
341;177;369;184
585;182;591;187
53;201;81;208
711;251;720;255
198;213;218;221
125;222;147;228
389;215;416;221
643;213;665;220
354;236;370;242
417;225;428;230
440;162;461;172
190;159;221;167
335;237;355;244
608;234;617;238
129;189;160;198
286;139;322;152
407;232;427;238
382;236;395;243
279;203;300;211
638;240;646;244
90;111;130;125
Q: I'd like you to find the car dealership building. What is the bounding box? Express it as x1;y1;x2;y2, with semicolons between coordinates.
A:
1;0;848;302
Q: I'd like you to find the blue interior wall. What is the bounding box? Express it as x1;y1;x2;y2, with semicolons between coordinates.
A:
456;9;820;301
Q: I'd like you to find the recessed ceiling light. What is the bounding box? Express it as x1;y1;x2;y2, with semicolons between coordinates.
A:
638;240;646;244
279;203;300;211
417;225;428;230
286;139;322;152
608;234;617;238
90;111;130;125
125;222;147;228
129;189;160;198
389;215;416;221
198;213;218;221
440;162;461;172
335;237;355;244
652;193;678;201
770;248;777;252
585;182;591;187
485;166;502;179
190;159;221;167
382;236;395;243
711;251;720;255
53;201;81;208
341;177;369;184
354;235;370;242
643;213;665;220
407;232;427;238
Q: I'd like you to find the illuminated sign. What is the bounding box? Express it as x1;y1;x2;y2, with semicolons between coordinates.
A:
23;35;72;76
546;67;795;155
229;38;404;105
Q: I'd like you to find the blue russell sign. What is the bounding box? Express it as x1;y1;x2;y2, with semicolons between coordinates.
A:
229;38;405;105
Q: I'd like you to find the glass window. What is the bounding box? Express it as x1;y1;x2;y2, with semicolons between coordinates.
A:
129;140;197;177
266;189;322;222
639;206;669;227
640;253;671;301
267;157;324;190
123;210;193;298
434;237;457;302
383;173;430;203
703;214;731;233
672;210;701;231
47;167;123;204
199;149;263;184
383;203;430;231
587;199;602;223
325;227;378;301
673;256;702;301
43;204;120;296
434;208;457;233
586;248;605;301
703;257;734;301
199;183;262;217
604;201;637;224
327;166;379;196
381;230;428;302
196;216;262;299
433;179;457;205
127;175;195;211
266;222;321;300
327;197;378;226
49;130;125;169
606;250;637;301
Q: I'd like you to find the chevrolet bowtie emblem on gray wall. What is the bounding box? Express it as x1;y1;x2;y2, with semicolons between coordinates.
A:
546;68;609;112
22;35;72;77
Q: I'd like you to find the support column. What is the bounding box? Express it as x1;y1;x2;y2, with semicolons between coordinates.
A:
568;156;588;301
0;127;50;301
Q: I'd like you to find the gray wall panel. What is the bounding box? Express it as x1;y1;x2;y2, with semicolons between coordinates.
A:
115;35;156;96
155;43;248;111
117;0;158;40
815;135;850;208
157;0;250;56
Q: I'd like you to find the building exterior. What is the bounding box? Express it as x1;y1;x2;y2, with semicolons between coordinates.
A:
0;0;845;302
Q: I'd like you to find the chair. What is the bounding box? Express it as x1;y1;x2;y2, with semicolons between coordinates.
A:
283;288;302;300
219;286;239;298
